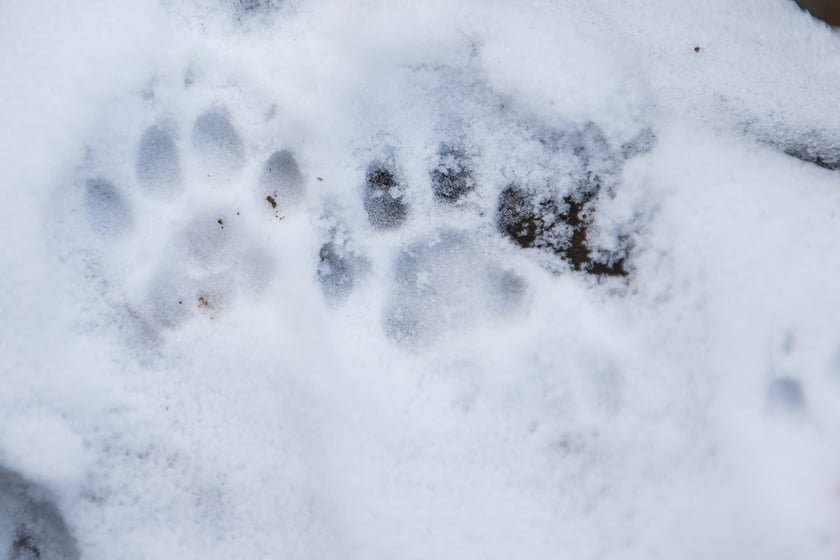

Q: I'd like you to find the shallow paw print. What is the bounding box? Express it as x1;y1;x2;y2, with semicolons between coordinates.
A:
61;79;297;338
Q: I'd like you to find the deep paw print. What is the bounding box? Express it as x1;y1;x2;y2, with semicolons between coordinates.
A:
58;73;307;339
316;115;653;345
313;143;526;346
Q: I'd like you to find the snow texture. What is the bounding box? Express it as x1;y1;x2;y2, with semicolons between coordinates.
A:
1;0;840;558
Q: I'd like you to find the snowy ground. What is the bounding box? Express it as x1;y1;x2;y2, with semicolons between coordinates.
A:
1;1;840;558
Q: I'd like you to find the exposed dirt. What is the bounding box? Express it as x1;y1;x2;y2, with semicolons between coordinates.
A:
496;183;627;277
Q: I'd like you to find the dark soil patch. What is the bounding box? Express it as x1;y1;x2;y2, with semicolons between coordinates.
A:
496;184;626;277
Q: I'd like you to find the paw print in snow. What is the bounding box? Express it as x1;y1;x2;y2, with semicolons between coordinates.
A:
56;76;306;340
56;62;654;350
315;113;652;345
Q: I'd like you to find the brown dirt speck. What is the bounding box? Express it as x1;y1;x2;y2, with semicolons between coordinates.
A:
266;195;277;209
197;294;213;309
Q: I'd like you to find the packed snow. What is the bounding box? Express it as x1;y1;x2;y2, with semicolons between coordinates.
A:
1;0;840;558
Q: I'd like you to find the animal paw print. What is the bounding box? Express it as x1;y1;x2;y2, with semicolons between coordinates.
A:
54;73;307;341
315;117;653;346
56;63;654;350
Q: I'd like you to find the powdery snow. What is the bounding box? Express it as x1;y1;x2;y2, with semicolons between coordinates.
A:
1;1;839;558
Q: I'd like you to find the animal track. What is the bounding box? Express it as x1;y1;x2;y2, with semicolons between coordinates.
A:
57;80;297;342
313;116;650;343
60;67;652;349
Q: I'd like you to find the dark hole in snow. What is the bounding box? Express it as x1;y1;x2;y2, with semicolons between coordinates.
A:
496;184;627;277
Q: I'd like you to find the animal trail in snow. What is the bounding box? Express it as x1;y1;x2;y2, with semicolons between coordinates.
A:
64;59;652;354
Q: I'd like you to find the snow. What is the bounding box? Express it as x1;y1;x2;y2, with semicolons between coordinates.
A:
1;0;840;558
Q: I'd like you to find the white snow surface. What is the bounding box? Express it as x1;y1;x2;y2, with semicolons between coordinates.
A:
1;0;840;558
